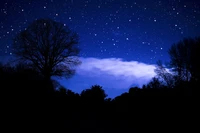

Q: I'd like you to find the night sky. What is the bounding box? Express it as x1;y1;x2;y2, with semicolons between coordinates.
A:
0;0;200;97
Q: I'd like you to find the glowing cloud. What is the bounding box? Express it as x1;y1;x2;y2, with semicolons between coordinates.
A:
73;57;156;88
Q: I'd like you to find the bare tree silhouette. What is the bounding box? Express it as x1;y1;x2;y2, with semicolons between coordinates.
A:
154;60;174;88
168;37;200;82
12;18;81;82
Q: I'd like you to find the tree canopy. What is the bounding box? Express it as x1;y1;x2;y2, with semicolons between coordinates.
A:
168;37;200;82
12;18;81;81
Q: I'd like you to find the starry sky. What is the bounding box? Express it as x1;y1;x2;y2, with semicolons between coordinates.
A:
0;0;200;97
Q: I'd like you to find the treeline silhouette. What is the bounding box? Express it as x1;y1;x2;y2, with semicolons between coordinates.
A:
0;61;196;132
1;19;198;132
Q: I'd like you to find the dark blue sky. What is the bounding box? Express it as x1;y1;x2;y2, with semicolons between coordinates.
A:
0;0;200;97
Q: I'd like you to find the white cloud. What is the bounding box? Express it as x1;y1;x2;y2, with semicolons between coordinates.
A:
73;57;156;88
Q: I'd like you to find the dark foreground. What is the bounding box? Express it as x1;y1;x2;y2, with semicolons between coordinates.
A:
1;65;196;132
2;85;196;132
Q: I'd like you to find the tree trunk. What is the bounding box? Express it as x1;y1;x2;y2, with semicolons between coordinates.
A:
43;72;54;93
